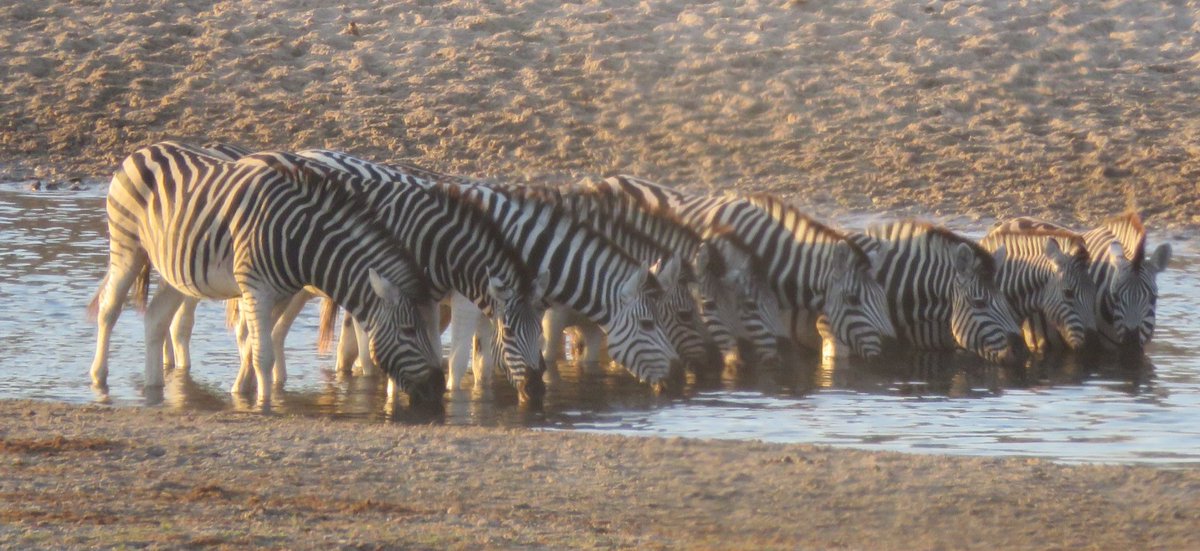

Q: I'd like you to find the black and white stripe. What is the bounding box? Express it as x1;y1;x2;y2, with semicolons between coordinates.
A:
979;225;1098;352
87;141;442;405
849;221;1025;364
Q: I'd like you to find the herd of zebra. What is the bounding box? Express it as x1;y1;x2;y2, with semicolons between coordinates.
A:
86;141;1172;409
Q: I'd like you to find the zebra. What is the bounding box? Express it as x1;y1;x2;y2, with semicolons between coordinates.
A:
211;149;549;403
571;180;782;370
277;152;679;393
979;225;1099;353
844;221;1026;364
86;141;443;406
490;184;717;375
993;214;1171;350
593;175;897;358
691;225;783;369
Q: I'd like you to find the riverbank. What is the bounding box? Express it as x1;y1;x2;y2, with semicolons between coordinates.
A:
1;399;1197;549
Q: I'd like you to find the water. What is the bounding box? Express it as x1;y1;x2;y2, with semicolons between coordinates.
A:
2;182;1197;466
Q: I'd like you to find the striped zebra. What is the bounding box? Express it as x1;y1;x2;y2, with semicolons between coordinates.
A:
846;221;1026;364
979;225;1098;352
87;141;443;406
492;184;717;374
573;180;782;369
994;214;1171;349
594;175;897;358
280;152;679;392
251;149;551;402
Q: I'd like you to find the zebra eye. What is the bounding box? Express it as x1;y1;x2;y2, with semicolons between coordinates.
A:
702;300;718;310
971;298;987;309
677;311;694;323
1062;288;1075;300
638;319;655;332
843;293;861;307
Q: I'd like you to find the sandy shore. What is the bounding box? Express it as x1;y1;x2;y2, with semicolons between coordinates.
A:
1;399;1197;549
2;0;1198;229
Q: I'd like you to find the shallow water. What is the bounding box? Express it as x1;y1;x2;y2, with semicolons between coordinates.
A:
1;183;1197;466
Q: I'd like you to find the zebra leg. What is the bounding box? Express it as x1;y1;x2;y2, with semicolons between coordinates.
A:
143;284;185;390
240;293;280;405
541;307;568;378
353;317;377;376
578;320;609;365
448;293;482;389
89;250;149;389
472;313;498;389
335;310;358;374
268;290;313;388
230;310;256;395
166;298;198;371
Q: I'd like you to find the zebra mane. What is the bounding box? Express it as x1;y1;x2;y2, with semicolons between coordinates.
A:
459;183;664;292
434;182;537;292
236;152;431;300
1100;211;1147;265
743;193;871;269
577;178;703;245
385;159;485;186
870;220;997;277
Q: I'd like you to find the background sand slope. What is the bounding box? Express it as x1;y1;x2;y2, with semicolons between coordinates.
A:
2;0;1198;227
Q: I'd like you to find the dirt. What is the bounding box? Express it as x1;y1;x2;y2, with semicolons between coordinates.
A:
1;399;1197;549
1;0;1199;230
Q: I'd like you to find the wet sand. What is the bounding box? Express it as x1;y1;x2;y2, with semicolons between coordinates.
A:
2;399;1198;549
1;0;1198;228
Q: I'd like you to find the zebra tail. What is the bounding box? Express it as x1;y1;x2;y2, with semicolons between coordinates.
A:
224;299;240;330
130;262;150;313
317;298;338;354
85;273;109;322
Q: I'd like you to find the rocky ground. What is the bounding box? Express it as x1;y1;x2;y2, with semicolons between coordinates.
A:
1;399;1198;549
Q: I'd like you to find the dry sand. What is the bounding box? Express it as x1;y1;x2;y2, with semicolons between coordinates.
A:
2;399;1199;550
1;0;1199;228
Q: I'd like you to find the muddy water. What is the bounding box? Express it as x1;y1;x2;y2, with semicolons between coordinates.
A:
1;184;1197;465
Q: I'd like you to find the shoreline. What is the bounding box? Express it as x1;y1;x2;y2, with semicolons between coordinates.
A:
2;399;1198;549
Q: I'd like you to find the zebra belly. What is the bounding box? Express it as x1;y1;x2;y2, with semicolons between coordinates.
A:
141;224;242;300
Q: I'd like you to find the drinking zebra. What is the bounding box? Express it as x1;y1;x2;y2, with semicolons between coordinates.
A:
596;175;896;358
571;180;783;369
979;225;1098;353
284;152;679;393
993;214;1171;350
490;184;716;374
846;221;1026;364
87;142;443;406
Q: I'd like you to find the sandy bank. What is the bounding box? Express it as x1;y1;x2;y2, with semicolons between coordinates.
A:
1;399;1197;549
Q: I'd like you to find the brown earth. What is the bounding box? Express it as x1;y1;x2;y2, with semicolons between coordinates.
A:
1;399;1198;550
1;0;1199;230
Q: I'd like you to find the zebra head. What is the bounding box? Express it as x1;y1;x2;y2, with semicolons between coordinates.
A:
821;242;897;359
486;269;551;405
693;234;782;367
649;255;721;373
1103;241;1171;347
605;267;679;394
364;268;444;407
950;243;1026;365
1038;239;1097;350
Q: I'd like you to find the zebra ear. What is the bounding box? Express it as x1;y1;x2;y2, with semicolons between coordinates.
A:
1147;243;1172;274
1107;241;1130;271
694;242;725;278
1043;238;1070;271
368;268;401;305
991;243;1007;267
531;270;551;300
831;242;858;273
953;242;978;277
486;270;515;303
653;255;682;285
620;268;648;302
